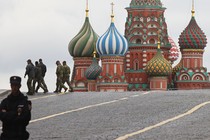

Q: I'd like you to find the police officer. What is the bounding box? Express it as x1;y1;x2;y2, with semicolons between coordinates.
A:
0;76;32;140
54;60;67;93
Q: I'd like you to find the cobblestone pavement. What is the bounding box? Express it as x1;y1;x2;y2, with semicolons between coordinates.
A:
1;90;210;140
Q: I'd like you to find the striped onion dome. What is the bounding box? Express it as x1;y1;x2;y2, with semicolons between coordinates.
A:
130;0;163;8
68;16;99;57
96;22;128;56
145;48;172;76
168;37;179;63
178;16;207;50
85;57;102;80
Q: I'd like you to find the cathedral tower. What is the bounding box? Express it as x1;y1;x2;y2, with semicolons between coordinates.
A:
68;1;99;92
96;3;128;92
174;0;210;89
125;0;171;91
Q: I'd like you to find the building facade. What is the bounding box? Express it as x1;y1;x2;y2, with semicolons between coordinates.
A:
68;0;210;92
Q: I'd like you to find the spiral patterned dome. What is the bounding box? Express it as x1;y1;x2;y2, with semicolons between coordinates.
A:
68;17;99;57
168;37;179;63
96;22;128;56
178;17;207;50
130;0;163;8
145;49;172;76
85;57;102;80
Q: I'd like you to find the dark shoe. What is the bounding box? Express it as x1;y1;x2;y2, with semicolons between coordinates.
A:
26;92;33;95
64;88;68;92
69;89;73;92
43;90;48;93
53;90;58;93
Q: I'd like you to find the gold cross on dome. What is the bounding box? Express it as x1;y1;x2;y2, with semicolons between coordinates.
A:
111;2;114;15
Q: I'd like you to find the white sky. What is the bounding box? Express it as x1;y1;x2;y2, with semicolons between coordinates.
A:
0;0;209;91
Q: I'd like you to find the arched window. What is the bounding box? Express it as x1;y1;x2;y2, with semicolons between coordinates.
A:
133;59;139;70
104;78;109;83
136;39;141;44
149;39;155;44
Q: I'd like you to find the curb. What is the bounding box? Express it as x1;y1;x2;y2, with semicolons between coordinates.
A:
0;90;11;97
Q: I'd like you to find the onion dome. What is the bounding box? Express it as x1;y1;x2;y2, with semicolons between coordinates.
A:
130;0;163;8
85;51;102;80
68;4;99;57
172;60;183;75
168;37;179;63
96;3;128;56
145;40;172;77
178;5;207;50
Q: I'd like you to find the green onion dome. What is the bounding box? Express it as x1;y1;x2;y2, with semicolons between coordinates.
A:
178;16;207;50
130;0;163;8
85;57;102;80
68;17;99;57
172;60;182;75
145;49;172;76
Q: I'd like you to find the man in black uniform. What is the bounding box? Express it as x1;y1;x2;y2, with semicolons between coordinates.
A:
0;76;32;140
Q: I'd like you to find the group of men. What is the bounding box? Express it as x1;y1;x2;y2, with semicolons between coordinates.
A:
24;59;48;95
54;60;73;93
24;59;73;94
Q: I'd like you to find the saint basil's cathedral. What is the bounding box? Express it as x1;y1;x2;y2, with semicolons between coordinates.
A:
68;0;210;92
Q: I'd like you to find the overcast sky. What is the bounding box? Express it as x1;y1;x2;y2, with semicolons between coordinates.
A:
0;0;209;91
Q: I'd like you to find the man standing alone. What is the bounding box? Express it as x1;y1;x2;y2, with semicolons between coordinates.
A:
0;76;31;140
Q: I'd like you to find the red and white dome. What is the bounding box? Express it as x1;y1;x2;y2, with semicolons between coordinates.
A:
168;37;179;63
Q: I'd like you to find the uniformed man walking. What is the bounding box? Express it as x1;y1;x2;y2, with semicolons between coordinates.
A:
24;59;35;95
0;76;32;140
54;60;67;93
34;61;48;93
62;61;73;92
35;59;48;92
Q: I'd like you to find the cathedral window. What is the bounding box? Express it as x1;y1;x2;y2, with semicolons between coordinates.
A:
133;59;139;70
136;39;141;44
104;78;108;83
149;39;155;44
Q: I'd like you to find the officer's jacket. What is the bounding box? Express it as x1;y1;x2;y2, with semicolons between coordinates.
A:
0;92;31;140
